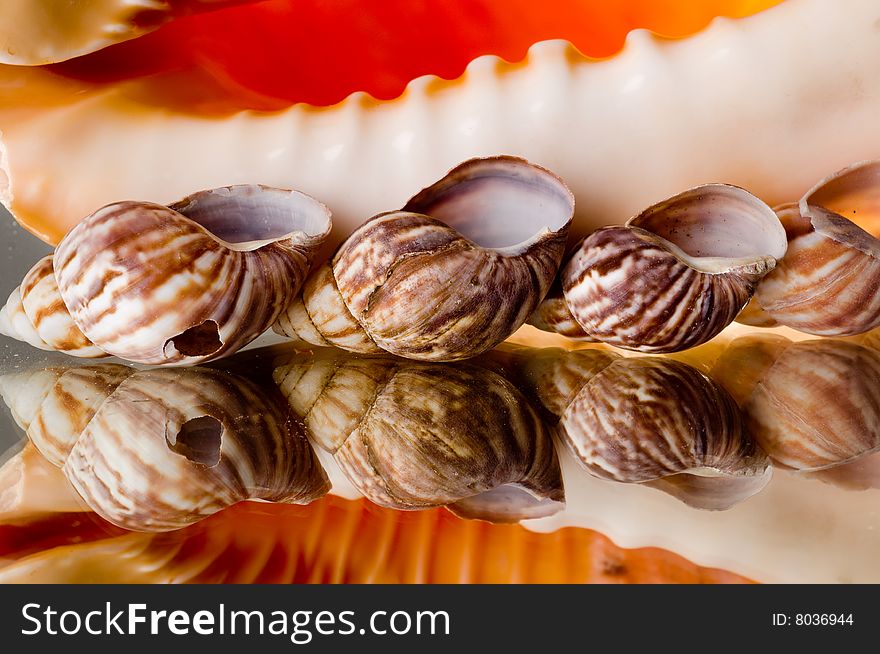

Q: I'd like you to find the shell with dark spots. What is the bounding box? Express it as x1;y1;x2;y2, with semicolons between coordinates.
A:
272;348;565;522
274;156;573;362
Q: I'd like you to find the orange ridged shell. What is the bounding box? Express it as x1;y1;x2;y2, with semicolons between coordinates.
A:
0;496;751;583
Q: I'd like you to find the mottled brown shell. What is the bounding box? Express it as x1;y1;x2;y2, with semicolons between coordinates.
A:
515;349;771;510
274;156;573;361
273;348;565;522
536;185;786;352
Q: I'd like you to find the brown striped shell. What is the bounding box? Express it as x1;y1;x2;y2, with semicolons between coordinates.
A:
535;185;786;352
750;161;880;335
514;348;771;510
272;348;565;522
1;185;332;365
274;156;573;361
711;335;880;473
0;364;133;467
0;363;330;531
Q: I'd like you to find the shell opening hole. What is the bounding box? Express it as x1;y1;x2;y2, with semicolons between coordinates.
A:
632;186;787;261
172;186;330;249
405;161;573;250
168;416;223;467
166;320;222;358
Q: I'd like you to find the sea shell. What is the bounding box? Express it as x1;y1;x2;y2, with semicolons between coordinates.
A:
5;346;880;582
0;185;332;365
542;185;786;352
3;1;879;248
0;364;133;466
514;347;771;509
0;363;330;531
751;161;880;335
0;496;751;584
710;334;880;473
0;0;247;65
272;348;565;522
274;157;573;361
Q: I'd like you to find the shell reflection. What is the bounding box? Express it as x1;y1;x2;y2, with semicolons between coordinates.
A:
509;347;772;510
0;362;330;531
272;348;565;522
711;334;880;489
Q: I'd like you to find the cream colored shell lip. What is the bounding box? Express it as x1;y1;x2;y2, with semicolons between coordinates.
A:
536;184;786;353
275;156;574;362
1;184;332;366
752;160;880;335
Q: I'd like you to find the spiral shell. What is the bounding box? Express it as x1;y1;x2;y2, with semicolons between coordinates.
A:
711;335;880;472
514;348;770;510
274;156;573;361
0;185;332;365
750;161;880;335
273;348;565;522
0;364;133;466
0;363;330;531
538;185;786;352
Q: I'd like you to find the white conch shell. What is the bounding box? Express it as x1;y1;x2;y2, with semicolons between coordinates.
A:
3;0;880;249
0;0;245;65
275;157;573;361
1;185;332;365
750;161;880;335
539;185;785;352
711;334;880;473
513;347;771;510
272;348;565;522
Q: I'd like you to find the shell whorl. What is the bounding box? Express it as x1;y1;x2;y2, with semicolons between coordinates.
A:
515;348;771;510
711;335;880;472
751;161;880;335
272;349;565;522
1;185;332;365
0;255;105;358
274;156;573;362
0;364;134;467
542;185;786;353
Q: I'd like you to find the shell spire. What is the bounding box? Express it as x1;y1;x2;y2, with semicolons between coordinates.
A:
1;185;332;365
274;156;573;362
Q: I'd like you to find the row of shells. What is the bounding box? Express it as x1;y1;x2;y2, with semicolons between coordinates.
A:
3;333;879;532
2;157;880;365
